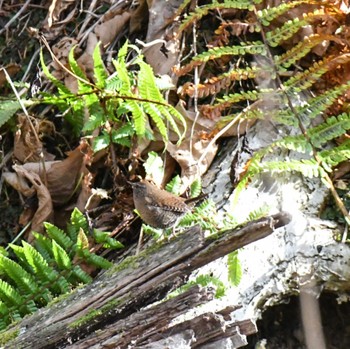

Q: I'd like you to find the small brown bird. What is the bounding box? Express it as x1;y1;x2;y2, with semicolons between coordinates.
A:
131;179;204;229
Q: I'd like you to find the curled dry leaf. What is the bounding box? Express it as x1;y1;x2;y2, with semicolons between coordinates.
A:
12;164;53;238
4;142;90;235
0;63;20;88
14;114;55;163
167;136;218;188
2;171;34;197
44;0;77;29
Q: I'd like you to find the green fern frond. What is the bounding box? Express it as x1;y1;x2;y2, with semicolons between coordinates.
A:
70;207;89;232
177;42;266;76
68;46;106;133
0;99;21;128
284;58;329;92
93;229;124;249
251;158;325;178
275;34;337;70
310;114;350;148
68;46;92;93
71;265;92;284
0;252;38;295
77;249;113;269
93;42;108;89
112;42;132;95
52;241;72;270
105;73;123;91
319;140;350;169
196;41;266;60
0;208;115;330
21;242;62;290
190;178;202;198
257;0;311;27
44;223;74;251
265;11;320;47
166;175;182;195
227;251;241;286
296;81;350;122
33;233;53;262
112;47;148;136
138;61;186;142
0;279;25;309
125;100;148;137
169;273;226;299
0;302;11;328
40;49;71;95
179;1;254;33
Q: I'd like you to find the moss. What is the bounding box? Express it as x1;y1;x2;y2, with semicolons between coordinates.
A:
46;286;81;307
106;254;140;276
0;327;20;346
106;240;167;276
69;298;120;329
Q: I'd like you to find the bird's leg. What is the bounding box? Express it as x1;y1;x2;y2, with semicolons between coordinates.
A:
136;225;144;255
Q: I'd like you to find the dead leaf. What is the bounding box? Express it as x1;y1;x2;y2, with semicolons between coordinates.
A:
44;141;90;206
167;135;218;188
2;171;34;197
13;164;53;238
0;63;20;88
14;114;55;163
95;11;131;46
44;0;77;28
142;0;182;75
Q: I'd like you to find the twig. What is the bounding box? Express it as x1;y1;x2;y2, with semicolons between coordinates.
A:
0;0;31;35
77;0;99;39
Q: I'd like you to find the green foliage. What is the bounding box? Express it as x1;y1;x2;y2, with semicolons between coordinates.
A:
39;41;186;148
178;0;350;221
227;251;242;286
231;113;350;202
169;273;226;299
190;178;202;198
179;199;218;234
165;175;183;195
0;99;21;128
0;208;122;330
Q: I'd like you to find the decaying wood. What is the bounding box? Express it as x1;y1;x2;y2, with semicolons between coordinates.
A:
4;212;291;349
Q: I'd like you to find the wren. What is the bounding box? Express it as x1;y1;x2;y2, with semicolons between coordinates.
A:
131;179;196;229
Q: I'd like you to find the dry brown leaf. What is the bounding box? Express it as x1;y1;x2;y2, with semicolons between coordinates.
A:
49;37;79;92
94;11;131;46
76;34;99;84
44;0;76;28
0;63;20;87
142;0;182;75
14;114;55;163
167;136;218;188
7;142;89;206
2;171;34;197
13;164;53;237
46;142;89;206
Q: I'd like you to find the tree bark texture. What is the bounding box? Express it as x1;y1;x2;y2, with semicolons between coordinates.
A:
4;213;291;348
